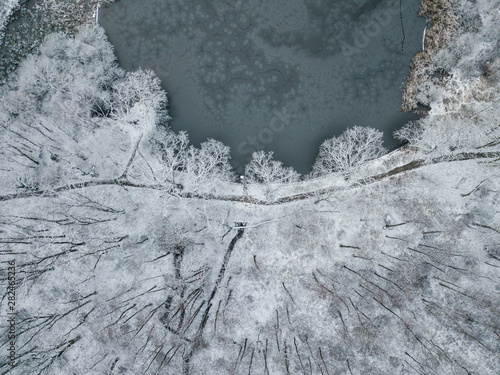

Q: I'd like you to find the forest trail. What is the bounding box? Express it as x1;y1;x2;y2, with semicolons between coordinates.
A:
1;151;498;206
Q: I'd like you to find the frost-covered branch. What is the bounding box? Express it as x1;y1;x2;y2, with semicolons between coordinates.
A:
311;126;386;177
245;151;299;184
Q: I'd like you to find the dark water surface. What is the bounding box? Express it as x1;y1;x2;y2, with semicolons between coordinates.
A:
100;0;425;173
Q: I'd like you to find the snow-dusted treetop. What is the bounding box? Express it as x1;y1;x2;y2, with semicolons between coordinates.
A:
311;126;386;177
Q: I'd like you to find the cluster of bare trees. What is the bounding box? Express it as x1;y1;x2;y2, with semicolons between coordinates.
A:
242;127;388;184
0;25;237;196
143;129;235;190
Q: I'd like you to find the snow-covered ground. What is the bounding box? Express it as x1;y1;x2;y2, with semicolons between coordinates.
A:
0;0;498;374
1;155;499;374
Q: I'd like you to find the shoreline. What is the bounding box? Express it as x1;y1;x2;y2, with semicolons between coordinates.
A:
401;0;458;112
0;0;492;187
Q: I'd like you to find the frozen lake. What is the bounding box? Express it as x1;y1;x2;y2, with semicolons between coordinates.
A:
100;0;425;173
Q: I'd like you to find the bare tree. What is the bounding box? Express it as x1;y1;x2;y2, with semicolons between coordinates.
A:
111;68;169;132
394;120;424;147
244;151;300;184
311;126;386;177
145;129;190;187
184;139;235;188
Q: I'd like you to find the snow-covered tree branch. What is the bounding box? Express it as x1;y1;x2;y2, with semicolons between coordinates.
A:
311;126;386;177
183;139;235;188
244;151;300;184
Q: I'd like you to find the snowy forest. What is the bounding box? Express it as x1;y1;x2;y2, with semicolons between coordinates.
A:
0;0;499;374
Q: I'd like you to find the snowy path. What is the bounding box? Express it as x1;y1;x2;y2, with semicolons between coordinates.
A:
1;150;498;206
